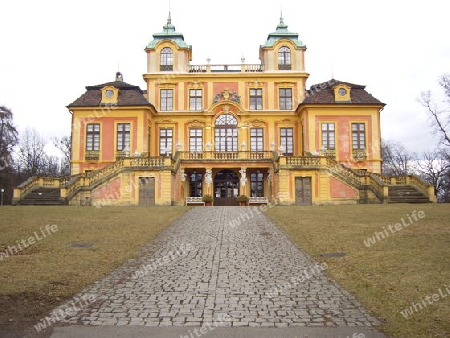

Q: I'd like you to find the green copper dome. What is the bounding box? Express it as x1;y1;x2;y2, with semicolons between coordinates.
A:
261;16;305;48
146;13;190;49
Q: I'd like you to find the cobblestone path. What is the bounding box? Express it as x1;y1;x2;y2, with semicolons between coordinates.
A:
53;207;380;329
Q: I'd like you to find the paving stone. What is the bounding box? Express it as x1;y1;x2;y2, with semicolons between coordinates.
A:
48;207;381;328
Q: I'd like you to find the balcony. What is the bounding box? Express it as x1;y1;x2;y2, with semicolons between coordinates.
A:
189;64;264;73
352;149;367;160
85;151;99;161
160;65;173;71
278;64;292;70
115;151;128;160
322;149;336;159
175;151;275;162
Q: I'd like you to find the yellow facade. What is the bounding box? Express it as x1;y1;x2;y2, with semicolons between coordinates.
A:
65;15;393;206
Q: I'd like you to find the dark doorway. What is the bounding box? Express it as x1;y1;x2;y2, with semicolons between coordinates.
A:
295;177;312;206
139;177;155;206
214;170;239;206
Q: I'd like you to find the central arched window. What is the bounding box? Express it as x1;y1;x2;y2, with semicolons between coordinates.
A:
278;46;291;70
215;114;237;151
160;47;173;71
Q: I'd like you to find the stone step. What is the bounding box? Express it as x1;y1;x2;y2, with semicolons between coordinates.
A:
388;185;430;203
18;188;65;205
19;199;67;206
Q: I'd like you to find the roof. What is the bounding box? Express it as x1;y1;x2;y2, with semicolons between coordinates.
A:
67;80;152;108
302;79;385;105
146;13;190;49
261;16;305;48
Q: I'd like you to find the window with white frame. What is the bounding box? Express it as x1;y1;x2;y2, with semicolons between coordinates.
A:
189;89;202;111
160;89;173;111
321;123;335;150
117;123;130;151
160;47;173;71
250;128;264;151
280;127;293;155
249;88;263;110
279;88;292;110
86;124;100;151
189;128;203;152
159;128;173;155
278;46;291;70
352;123;366;149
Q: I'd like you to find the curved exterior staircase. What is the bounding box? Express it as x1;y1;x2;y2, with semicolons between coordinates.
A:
12;155;437;206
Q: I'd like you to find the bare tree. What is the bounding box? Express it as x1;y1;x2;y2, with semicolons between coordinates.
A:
44;155;63;177
414;149;450;202
417;74;450;201
16;127;48;179
51;136;71;176
419;73;450;147
381;140;415;176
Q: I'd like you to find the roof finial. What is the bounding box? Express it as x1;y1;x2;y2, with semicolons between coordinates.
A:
163;8;175;32
277;8;288;29
280;0;285;24
168;0;171;23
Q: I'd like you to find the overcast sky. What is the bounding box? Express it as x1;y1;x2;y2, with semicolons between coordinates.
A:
0;0;448;155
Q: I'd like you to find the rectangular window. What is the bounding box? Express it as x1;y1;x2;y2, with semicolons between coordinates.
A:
189;89;202;111
251;172;264;197
279;88;292;110
86;124;100;151
250;88;263;110
189;128;203;152
352;123;366;149
215;128;238;152
321;123;335;150
280;127;294;156
117;123;130;151
160;89;173;111
189;172;203;197
159;128;173;155
250;128;264;151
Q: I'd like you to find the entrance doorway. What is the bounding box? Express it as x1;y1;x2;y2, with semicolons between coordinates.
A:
214;170;239;206
295;177;312;206
139;177;155;206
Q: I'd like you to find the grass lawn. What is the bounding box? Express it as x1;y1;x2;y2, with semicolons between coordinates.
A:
0;206;188;335
266;203;450;338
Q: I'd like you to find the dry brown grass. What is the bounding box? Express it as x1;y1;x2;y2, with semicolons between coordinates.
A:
0;206;188;335
266;204;450;338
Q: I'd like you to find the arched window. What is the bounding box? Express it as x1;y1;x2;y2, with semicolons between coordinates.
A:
215;114;238;151
160;47;173;71
278;46;291;70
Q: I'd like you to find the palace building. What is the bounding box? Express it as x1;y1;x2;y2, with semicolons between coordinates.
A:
13;14;435;206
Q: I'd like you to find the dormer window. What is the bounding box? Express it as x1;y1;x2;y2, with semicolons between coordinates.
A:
101;86;118;104
333;84;351;102
278;46;291;70
160;47;173;71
